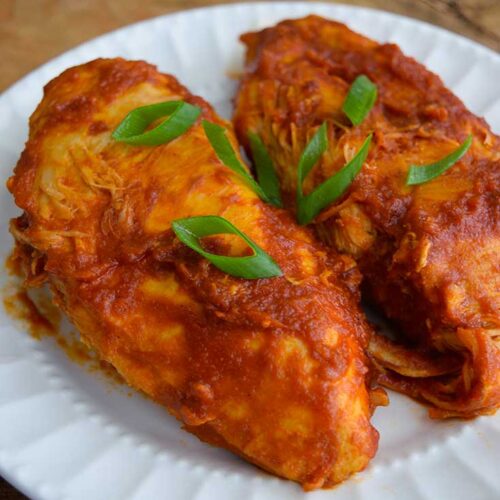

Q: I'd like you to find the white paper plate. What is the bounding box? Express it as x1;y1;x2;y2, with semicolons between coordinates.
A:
0;3;499;499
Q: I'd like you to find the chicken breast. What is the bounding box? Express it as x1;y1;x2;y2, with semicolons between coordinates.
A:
234;16;500;418
8;58;384;489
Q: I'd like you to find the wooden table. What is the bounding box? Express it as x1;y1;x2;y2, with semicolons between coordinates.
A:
0;0;498;498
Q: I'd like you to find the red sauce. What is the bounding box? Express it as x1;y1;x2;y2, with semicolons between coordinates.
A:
3;252;124;387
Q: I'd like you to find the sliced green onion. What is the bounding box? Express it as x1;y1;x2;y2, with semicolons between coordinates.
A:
406;135;473;185
296;123;328;224
112;100;201;146
172;215;282;279
202;120;271;203
248;132;282;207
297;122;329;189
342;75;378;126
296;123;372;225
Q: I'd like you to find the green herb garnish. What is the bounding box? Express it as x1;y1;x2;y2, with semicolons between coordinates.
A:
342;75;378;126
202;120;272;203
406;135;473;185
112;101;201;146
172;215;282;279
296;123;372;225
248;132;282;207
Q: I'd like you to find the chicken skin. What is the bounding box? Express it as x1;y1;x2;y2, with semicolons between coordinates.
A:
234;16;500;418
8;58;384;489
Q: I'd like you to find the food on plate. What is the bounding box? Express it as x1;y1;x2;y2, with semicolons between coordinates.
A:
233;15;500;418
7;58;386;489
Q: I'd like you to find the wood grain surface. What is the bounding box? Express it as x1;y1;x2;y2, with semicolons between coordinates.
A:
0;0;498;498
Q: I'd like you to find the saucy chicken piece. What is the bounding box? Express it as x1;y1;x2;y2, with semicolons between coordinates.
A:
234;16;500;418
8;58;385;489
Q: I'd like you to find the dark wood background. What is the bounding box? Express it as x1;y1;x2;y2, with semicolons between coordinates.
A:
0;0;498;498
1;0;499;92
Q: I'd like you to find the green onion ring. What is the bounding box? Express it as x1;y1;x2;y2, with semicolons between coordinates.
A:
172;215;283;279
342;75;378;126
406;135;473;185
112;100;201;146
